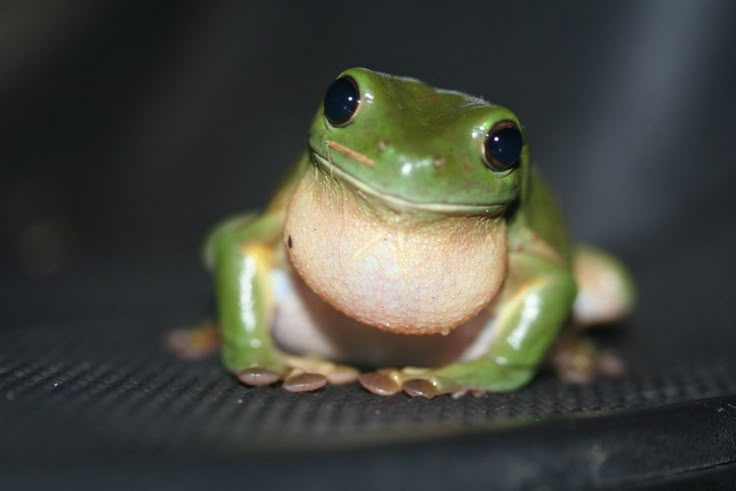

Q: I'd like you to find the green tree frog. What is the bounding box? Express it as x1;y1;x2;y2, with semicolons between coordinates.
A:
204;68;635;398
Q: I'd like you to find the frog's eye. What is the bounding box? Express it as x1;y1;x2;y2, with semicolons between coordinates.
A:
323;76;360;126
482;121;523;172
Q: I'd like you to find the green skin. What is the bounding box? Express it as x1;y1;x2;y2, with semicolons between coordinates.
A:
205;68;631;395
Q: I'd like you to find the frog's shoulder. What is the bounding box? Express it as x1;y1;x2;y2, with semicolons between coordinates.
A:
508;165;573;264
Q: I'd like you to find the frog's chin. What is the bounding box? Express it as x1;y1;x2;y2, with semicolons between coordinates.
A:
284;168;509;336
310;151;510;217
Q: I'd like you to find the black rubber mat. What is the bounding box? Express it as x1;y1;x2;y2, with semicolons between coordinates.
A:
2;225;736;490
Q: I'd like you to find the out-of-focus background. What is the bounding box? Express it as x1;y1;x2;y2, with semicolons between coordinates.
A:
1;2;736;489
3;1;734;275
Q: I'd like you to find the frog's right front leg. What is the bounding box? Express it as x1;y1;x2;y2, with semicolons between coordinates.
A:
207;212;285;377
206;212;358;392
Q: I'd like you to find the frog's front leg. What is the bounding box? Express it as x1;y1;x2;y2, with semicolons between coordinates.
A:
207;213;358;392
360;254;576;398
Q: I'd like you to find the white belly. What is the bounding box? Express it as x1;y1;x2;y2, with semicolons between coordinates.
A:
270;269;498;368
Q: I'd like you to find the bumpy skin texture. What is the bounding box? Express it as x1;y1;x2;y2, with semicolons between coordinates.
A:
204;68;636;398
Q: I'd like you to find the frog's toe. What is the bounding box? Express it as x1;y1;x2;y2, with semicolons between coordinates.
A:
550;337;627;383
550;337;597;384
358;372;401;396
235;355;360;392
400;376;487;399
236;362;349;393
359;364;534;398
402;379;440;399
284;356;359;387
325;365;360;385
357;367;475;398
283;372;327;392
165;321;220;360
595;351;627;377
237;367;282;386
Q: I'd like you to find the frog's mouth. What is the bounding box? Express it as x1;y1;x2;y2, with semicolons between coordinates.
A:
310;149;513;216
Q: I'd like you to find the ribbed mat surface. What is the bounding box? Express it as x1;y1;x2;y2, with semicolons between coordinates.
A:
1;234;734;465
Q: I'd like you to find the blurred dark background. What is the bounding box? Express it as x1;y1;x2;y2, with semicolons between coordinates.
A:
2;0;734;275
2;1;736;489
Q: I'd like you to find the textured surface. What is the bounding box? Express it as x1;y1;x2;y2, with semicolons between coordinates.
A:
1;232;735;474
3;323;735;459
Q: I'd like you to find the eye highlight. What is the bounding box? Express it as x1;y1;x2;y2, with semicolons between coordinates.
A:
482;121;523;172
323;76;360;126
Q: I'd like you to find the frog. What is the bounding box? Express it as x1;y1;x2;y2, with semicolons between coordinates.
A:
203;67;635;398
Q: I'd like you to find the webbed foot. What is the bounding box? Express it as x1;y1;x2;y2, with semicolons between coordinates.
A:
236;356;359;393
549;337;626;384
359;361;536;399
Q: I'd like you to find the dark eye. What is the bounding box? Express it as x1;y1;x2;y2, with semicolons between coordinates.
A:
483;121;523;171
323;76;360;126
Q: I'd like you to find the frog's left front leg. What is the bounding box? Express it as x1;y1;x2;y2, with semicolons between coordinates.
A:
361;254;576;398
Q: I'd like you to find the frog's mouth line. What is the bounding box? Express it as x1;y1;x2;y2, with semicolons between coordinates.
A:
310;150;512;216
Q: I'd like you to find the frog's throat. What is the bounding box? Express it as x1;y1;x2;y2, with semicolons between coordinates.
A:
284;170;509;335
310;150;510;216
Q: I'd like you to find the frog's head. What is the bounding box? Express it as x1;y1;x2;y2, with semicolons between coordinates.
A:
307;67;528;216
288;68;528;334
